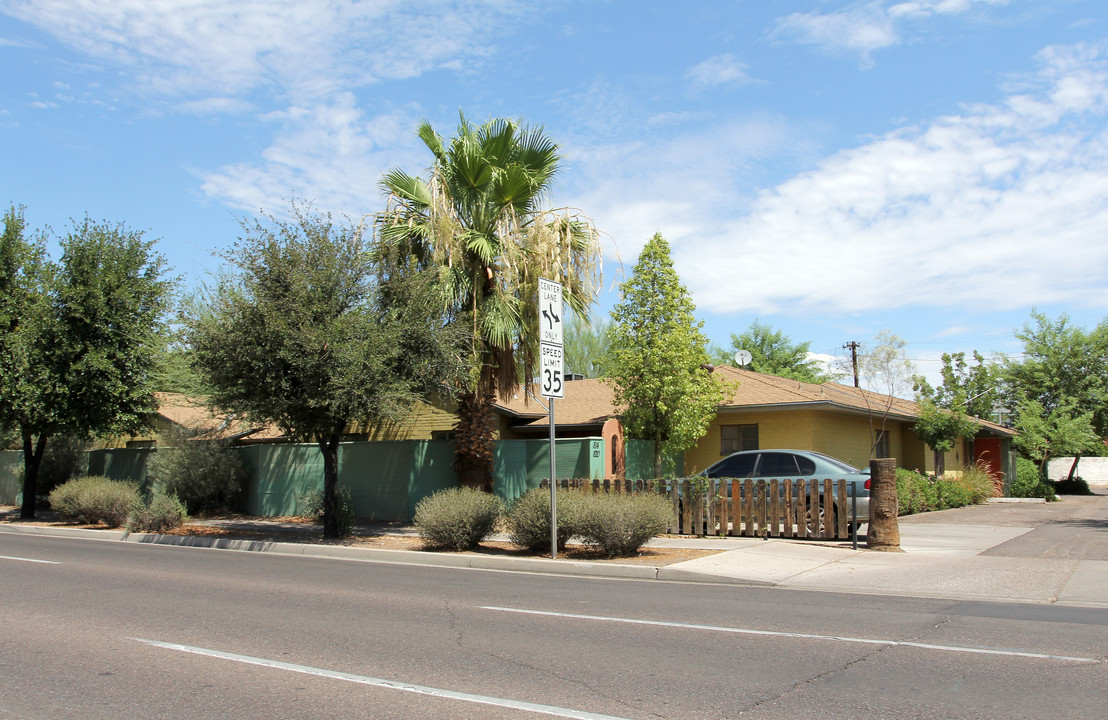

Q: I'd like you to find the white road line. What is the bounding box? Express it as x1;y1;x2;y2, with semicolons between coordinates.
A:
130;638;636;720
0;555;60;564
481;606;1101;665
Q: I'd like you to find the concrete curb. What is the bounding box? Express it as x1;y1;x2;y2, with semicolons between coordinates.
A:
0;522;761;586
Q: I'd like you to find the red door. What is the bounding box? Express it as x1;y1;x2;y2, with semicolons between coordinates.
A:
974;437;1003;495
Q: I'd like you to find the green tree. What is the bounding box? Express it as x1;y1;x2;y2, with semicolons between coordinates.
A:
718;319;831;382
913;398;979;476
1;212;172;518
187;206;463;537
563;316;609;378
1013;399;1100;480
605;233;728;479
1004;310;1108;479
376;114;601;491
914;351;1000;420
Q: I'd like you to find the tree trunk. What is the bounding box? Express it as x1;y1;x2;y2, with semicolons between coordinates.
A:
934;448;945;477
1067;455;1082;482
866;458;901;551
318;431;342;539
653;428;663;482
19;428;48;520
454;391;496;492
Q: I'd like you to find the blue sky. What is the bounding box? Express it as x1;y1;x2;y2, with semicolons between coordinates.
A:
3;0;1107;390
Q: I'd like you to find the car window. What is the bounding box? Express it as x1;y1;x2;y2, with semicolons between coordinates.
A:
756;452;801;476
707;453;756;478
810;452;860;474
795;455;816;475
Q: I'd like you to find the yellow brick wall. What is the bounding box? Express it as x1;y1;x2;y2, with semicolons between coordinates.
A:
686;410;821;474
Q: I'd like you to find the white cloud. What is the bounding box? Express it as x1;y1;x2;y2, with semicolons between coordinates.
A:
665;41;1108;317
685;54;755;89
2;0;520;105
198;94;424;217
772;0;1010;67
771;1;899;68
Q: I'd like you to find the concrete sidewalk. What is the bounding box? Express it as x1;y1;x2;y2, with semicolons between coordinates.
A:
3;494;1106;608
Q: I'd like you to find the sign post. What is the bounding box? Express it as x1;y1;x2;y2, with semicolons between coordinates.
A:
538;278;564;559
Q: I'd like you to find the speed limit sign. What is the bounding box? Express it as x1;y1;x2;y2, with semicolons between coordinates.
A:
540;342;564;398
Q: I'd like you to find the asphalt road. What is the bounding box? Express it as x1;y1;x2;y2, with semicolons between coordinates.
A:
1;533;1105;719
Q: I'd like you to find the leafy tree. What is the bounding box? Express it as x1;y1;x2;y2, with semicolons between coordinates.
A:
563;316;609;378
1013;399;1100;481
914;351;1000;420
1;211;172;518
376;114;601;491
1004;311;1108;479
187;206;463;537
913;398;979;476
605;233;728;479
717;319;831;382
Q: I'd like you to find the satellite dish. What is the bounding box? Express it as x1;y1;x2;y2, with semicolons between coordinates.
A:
734;349;752;367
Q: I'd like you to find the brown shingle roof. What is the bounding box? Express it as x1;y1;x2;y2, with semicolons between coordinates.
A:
495;367;1015;437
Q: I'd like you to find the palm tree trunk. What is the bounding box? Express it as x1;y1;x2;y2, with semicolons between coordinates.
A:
454;391;496;492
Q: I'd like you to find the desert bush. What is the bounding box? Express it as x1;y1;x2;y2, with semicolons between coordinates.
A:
1010;458;1055;501
48;476;141;527
295;486;356;537
129;492;188;533
575;492;671;558
413;487;503;550
506;488;584;552
146;428;247;514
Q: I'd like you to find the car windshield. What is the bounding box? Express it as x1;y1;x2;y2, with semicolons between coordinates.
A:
810;452;861;474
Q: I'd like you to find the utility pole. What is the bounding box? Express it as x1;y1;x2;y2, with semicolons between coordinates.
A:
844;341;860;388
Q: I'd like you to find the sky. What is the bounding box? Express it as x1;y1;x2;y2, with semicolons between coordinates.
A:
3;0;1108;391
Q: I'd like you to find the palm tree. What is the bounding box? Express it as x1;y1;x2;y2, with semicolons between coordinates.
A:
376;114;601;491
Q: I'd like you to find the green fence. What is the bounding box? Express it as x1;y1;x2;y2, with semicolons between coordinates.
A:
2;437;613;521
0;451;23;506
625;439;682;480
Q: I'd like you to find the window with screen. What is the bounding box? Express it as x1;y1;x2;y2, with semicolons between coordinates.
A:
874;430;889;459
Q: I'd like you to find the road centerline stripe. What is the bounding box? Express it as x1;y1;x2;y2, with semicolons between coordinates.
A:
130;637;636;720
480;606;1101;664
0;555;60;564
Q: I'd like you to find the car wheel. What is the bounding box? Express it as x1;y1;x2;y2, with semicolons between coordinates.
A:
805;500;838;537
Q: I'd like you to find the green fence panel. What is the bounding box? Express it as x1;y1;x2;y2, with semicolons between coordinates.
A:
0;451;23;506
339;441;426;521
493;438;603;501
237;444;323;516
624;440;682;481
406;440;458;518
86;448;155;492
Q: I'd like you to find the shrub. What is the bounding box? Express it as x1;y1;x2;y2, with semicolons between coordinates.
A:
295;486;356;537
48;476;142;528
956;461;1001;505
1011;458;1055;501
575;492;671;558
1052;476;1092;495
37;436;91;503
506;488;584;552
895;468;930;516
146;428;247;514
413;487;503;550
129;492;189;533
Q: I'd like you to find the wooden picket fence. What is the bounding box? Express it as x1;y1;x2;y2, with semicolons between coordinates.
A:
542;477;855;540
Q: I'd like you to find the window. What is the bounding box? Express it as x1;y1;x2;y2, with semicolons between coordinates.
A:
707;453;756;478
430;430;455;441
720;424;758;455
758;452;801;476
873;430;889;459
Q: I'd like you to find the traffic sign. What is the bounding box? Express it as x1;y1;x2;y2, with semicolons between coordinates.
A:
538;278;563;346
540;342;564;398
